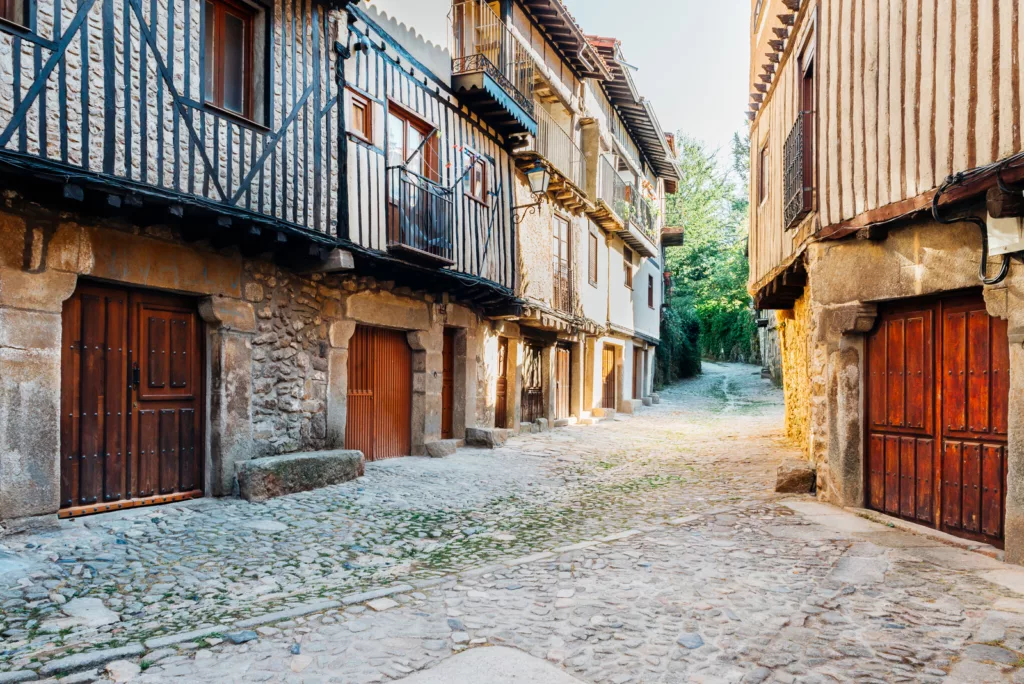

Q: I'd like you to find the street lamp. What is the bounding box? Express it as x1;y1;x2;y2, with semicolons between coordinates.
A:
512;162;551;224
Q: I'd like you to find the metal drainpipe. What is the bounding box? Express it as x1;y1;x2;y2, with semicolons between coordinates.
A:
931;175;1011;286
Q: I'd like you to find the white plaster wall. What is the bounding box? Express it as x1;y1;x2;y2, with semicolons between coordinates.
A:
607;237;635;331
633;256;662;339
580;220;608;324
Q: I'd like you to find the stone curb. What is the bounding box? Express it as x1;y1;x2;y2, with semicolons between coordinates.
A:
38;644;146;676
144;626;225;650
234;600;342;628
0;672;36;683
340;584;414;606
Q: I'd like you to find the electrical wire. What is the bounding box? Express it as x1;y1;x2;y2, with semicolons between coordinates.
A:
931;173;1012;285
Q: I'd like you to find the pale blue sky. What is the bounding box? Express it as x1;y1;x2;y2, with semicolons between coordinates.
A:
368;0;750;160
568;0;750;161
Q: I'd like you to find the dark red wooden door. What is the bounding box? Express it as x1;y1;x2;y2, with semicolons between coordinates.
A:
442;329;455;439
495;337;508;429
555;346;570;420
346;326;413;460
866;294;1008;547
602;345;617;410
61;284;203;518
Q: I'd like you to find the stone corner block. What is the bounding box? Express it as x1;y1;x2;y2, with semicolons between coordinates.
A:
553;418;570;428
465;427;508;449
199;295;255;334
535;417;550;432
425;439;458;458
776;459;816;494
815;302;878;344
236;449;365;503
328;320;357;349
642;397;653;407
651;394;660;405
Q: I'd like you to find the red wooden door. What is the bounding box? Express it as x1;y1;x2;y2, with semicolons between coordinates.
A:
60;284;203;518
442;329;455;439
495;336;508;429
346;326;413;460
602;345;617;410
555;346;570;420
866;294;1008;547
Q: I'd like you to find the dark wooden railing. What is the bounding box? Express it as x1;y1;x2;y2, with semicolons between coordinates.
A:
387;168;454;264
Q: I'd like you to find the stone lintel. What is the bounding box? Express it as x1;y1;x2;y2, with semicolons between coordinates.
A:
199;296;256;334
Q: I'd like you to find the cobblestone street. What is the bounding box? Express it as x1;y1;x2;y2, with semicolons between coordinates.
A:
5;364;1024;682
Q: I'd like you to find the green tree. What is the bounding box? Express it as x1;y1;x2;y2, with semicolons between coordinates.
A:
656;131;758;387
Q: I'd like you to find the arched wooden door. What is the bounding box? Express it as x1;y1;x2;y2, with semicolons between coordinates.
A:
346;326;413;460
60;283;203;517
866;293;1009;547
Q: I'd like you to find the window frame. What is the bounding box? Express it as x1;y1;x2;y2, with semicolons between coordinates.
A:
464;152;489;205
648;274;655;309
387;101;440;183
348;88;373;143
0;0;29;29
758;140;770;206
623;246;633;289
203;0;257;123
588;230;599;287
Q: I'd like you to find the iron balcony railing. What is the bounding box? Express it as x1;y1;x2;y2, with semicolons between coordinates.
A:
528;107;586;189
387;168;454;262
450;1;535;118
783;111;812;230
611;179;659;245
601;156;629;218
553;262;575;316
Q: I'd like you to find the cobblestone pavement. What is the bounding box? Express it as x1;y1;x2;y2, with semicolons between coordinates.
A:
4;363;1024;682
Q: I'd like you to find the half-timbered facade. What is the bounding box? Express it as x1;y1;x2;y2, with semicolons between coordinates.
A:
0;0;525;523
747;0;1024;561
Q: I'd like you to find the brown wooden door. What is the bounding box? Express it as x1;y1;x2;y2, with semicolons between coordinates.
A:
633;348;644;400
61;284;203;518
866;293;1008;547
495;336;509;429
555;346;570;420
521;342;544;423
442;329;456;439
346;325;413;460
602;345;617;410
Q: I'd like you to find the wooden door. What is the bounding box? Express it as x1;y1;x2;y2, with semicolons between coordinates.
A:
521;342;544;423
495;336;509;429
555;346;570;420
633;347;644;399
442;329;456;439
602;345;617;410
61;284;203;518
346;326;413;460
866;294;1008;547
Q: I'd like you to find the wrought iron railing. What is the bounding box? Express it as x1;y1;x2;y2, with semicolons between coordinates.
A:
553;262;575;315
601;156;628;218
783;112;811;230
387;168;454;262
528;107;586;189
450;1;535;117
612;182;659;245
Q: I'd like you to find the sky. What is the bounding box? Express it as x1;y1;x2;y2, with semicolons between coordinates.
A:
366;0;750;163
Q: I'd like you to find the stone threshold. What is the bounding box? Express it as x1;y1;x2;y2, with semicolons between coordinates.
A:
16;514;707;679
848;507;1004;561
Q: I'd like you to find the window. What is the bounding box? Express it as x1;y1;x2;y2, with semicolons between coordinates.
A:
758;142;769;205
387;103;439;181
588;231;599;286
349;89;372;142
204;0;257;120
0;0;27;26
464;151;488;204
623;246;633;289
648;274;655;308
552;216;572;313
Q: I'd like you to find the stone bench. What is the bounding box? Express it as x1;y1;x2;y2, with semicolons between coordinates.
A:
465;427;509;449
236;450;365;503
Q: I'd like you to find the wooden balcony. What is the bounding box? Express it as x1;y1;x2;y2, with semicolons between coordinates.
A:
588;158;658;257
515;107;589;213
0;0;342;259
450;1;537;138
386;168;455;267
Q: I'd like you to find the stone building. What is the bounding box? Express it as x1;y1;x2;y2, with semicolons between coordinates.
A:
0;0;677;527
747;0;1024;560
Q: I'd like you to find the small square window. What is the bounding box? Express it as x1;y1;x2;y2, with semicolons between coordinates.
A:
465;154;488;204
204;0;260;122
0;0;28;27
349;90;372;142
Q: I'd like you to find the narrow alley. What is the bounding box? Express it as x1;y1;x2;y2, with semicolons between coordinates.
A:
0;366;1022;682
